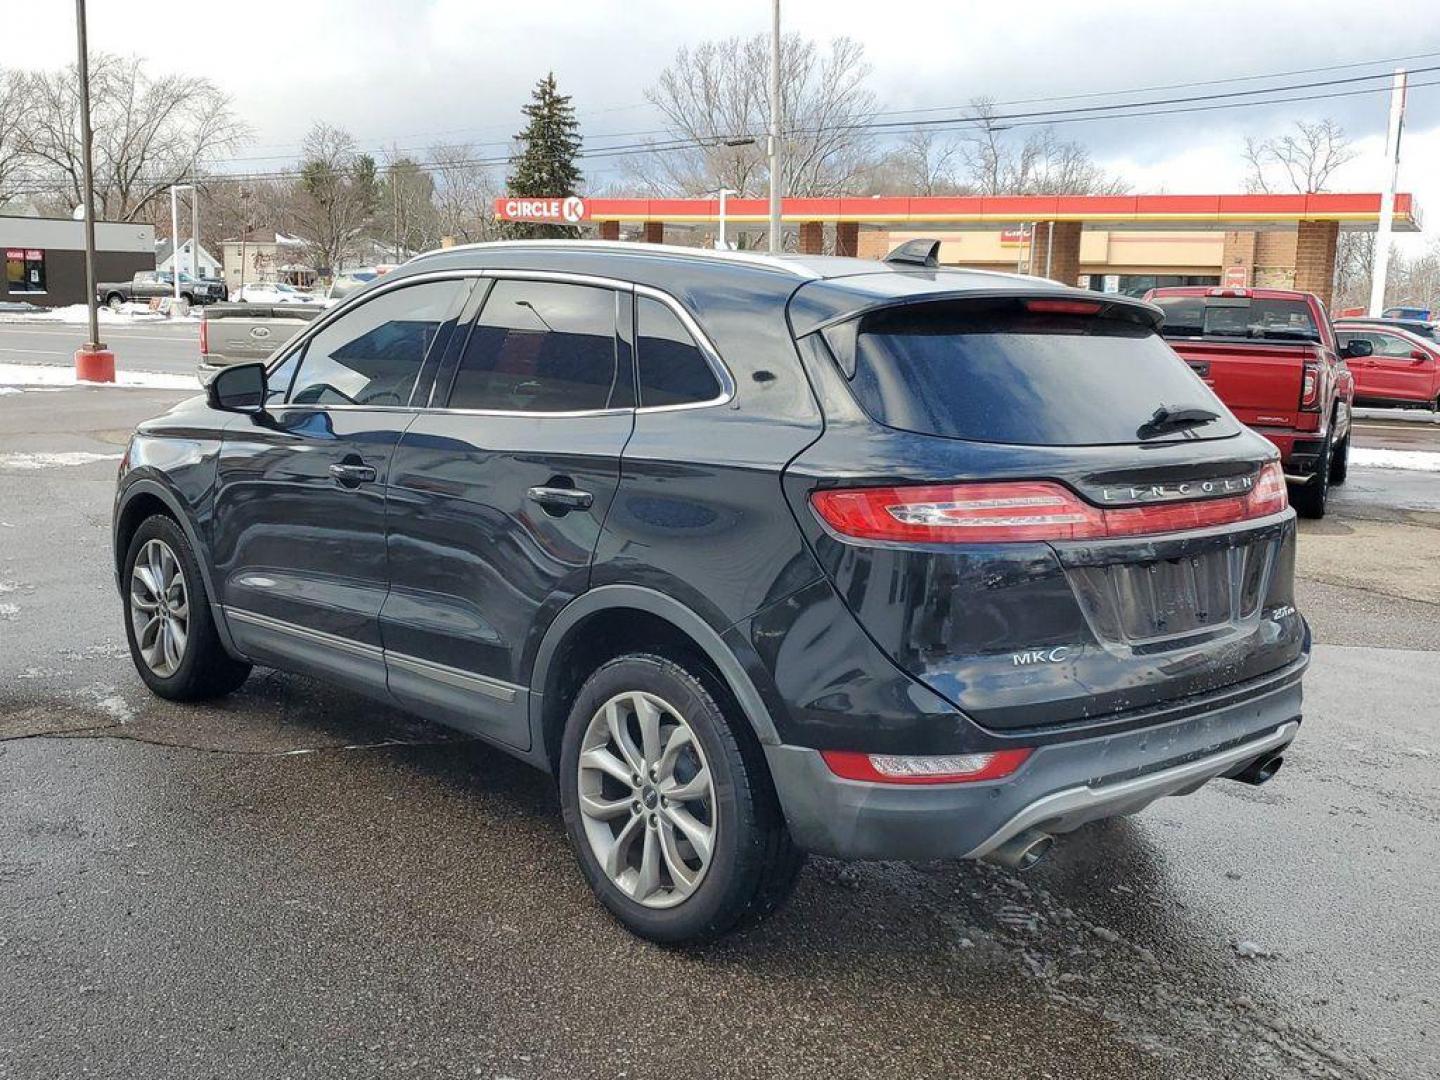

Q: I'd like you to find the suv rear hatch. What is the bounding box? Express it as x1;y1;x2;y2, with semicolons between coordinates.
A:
784;289;1306;733
1149;291;1321;429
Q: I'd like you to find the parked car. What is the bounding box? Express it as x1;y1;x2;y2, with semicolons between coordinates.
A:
1382;305;1431;321
1146;286;1363;518
199;302;325;375
1334;323;1440;409
234;282;316;304
326;268;382;303
97;270;225;309
114;242;1307;942
1332;316;1438;343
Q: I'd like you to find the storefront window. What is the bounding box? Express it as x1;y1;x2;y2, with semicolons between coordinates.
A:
1083;273;1218;297
4;249;46;294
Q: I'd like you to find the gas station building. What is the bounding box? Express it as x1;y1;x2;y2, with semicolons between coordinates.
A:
495;192;1419;309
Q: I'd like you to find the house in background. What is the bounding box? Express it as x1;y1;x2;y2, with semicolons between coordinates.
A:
219;232;317;289
156;238;221;279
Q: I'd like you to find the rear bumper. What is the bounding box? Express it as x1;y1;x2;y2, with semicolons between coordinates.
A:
764;673;1303;861
1253;427;1325;479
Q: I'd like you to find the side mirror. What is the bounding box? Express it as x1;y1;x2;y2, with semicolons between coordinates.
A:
1412;349;1430;363
207;362;267;412
1342;339;1373;359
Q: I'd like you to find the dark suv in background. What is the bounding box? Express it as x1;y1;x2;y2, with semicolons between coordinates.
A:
114;241;1308;942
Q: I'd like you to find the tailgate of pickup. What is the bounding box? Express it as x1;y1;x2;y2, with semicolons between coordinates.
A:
1168;339;1307;428
202;303;324;366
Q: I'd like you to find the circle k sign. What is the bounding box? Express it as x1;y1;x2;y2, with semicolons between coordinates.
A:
495;196;590;223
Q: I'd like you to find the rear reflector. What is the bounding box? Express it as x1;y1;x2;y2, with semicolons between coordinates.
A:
1024;298;1102;315
821;748;1033;784
811;461;1288;544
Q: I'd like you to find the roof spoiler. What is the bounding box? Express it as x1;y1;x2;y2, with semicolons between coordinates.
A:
884;239;941;269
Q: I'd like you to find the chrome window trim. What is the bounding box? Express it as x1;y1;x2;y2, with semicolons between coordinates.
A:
225;606;524;703
263;266;737;418
632;284;736;413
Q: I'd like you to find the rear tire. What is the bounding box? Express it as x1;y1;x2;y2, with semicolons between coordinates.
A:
123;514;251;700
1292;432;1333;519
106;293;125;312
558;652;804;944
1329;431;1350;485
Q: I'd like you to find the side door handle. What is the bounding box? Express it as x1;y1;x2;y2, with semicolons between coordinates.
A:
329;462;378;487
527;485;594;513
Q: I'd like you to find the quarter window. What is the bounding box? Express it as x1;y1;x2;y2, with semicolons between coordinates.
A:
636;296;722;407
287;279;465;406
447;280;620;412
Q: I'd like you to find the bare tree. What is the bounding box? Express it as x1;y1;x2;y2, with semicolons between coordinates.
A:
429;142;502;244
1332;230;1375;311
961;99;1126;196
0;67;33;205
21;53;247;221
380;147;440;258
289;123;379;274
629;33;877;199
1243;118;1357;194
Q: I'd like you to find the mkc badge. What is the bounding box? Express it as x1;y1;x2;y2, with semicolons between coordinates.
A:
1098;474;1254;504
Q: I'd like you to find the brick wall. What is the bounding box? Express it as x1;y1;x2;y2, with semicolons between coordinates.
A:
797;221;824;255
857;228;890;260
1294;220;1339;307
642;222;664;243
1029;221;1083;284
597;220;620;240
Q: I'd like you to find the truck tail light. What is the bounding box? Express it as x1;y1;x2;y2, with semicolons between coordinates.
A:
810;463;1289;544
199;315;209;357
1299;362;1320;410
821;748;1033;785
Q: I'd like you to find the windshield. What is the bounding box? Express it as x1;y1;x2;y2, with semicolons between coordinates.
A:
1153;295;1320;343
830;298;1240;446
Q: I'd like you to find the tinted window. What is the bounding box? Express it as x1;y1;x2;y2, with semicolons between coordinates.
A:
288;280;463;406
636;296;722;407
1153;295;1319;343
447;280;619;412
835;299;1240;447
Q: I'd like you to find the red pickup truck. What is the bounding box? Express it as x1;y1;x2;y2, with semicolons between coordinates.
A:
1145;286;1364;518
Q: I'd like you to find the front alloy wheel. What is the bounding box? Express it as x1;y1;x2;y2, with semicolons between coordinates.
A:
577;690;716;908
129;537;189;677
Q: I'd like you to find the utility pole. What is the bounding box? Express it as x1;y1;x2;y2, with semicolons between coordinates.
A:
1368;67;1408;318
767;0;782;254
170;185;182;302
74;0;106;371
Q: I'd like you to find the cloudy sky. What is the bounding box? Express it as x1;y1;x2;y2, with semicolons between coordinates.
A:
7;0;1440;248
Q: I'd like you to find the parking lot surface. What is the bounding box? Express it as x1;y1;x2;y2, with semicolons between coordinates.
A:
2;373;1438;1079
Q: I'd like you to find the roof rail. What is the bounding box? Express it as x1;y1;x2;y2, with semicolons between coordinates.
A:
406;239;817;279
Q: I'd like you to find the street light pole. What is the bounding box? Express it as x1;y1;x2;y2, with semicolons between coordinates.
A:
1368;67;1408;318
74;0;102;355
767;0;782;254
191;181;201;281
170;186;182;302
714;188;738;250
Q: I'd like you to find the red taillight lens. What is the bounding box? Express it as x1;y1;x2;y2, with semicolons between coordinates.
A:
821;748;1033;785
199;315;209;356
1024;298;1103;315
811;464;1289;545
1299;362;1320;410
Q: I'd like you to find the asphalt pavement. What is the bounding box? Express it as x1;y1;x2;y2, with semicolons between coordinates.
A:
0;318;200;376
1;350;1438;1079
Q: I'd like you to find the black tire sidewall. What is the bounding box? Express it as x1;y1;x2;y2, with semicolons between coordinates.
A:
558;654;752;943
122;516;220;697
1294;432;1332;518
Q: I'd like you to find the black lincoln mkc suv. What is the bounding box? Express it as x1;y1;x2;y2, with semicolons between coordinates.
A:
114;239;1308;942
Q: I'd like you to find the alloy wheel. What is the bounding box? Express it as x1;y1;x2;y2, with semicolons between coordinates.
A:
576;690;716;909
129;538;190;678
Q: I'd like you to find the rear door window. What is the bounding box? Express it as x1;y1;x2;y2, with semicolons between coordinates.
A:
829;298;1240;446
445;280;622;412
635;295;723;407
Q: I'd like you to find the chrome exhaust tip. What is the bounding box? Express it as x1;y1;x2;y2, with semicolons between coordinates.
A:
983;829;1055;871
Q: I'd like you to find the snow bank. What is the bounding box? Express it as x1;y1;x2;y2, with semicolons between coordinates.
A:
0;451;123;471
0;362;197;391
1350;448;1440;473
0;302;199;324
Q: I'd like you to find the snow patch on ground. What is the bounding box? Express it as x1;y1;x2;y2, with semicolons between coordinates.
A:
1350;448;1440;472
0;362;196;391
0;451;123;471
0;302;199;324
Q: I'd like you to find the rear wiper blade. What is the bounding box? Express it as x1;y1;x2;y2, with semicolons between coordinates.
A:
1137;403;1221;439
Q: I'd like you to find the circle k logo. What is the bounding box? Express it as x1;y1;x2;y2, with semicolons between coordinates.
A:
562;196;586;223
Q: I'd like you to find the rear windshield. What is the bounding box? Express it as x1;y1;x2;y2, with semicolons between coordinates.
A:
1153;295;1320;343
831;299;1240;447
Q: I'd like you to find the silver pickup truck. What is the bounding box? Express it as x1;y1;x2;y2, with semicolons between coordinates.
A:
200;303;326;375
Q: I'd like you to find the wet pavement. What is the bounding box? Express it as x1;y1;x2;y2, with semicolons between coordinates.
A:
1;388;1437;1079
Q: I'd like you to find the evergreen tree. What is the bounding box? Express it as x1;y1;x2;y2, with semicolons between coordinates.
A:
506;72;582;239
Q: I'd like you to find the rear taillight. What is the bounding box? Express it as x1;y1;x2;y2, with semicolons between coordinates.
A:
821;748;1032;785
199;315;209;357
1299;362;1320;410
810;462;1289;544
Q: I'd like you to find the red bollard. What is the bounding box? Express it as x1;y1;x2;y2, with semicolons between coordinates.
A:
75;345;116;383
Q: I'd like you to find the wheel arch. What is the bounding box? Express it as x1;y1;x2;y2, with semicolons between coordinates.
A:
114;477;240;656
528;585;781;775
